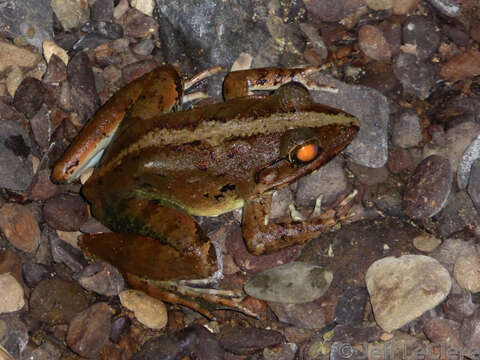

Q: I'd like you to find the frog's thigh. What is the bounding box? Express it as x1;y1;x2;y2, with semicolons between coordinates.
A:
82;199;217;281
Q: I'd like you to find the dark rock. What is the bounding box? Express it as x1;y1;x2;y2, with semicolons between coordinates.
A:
121;8;158;38
0;313;29;359
0;0;53;51
468;159;480;211
441;24;469;47
402;16;440;60
22;261;50;288
28;169;64;201
30;104;52;149
43;193;89;231
387;147;414;174
121;59;158;84
132;325;224;360
268;302;326;329
263;343;298;360
109;315;131;344
43;54;67;84
461;311;480;348
347;162;389;186
392;110;422;148
440;50;480;82
132;39;155;56
54;32;79;51
403;155;452;219
67;52;100;125
66;302;112;358
50;235;87;273
443;290;476;322
91;0;114;22
393;53;436;99
29;278;91;325
334;286;367;325
358;24;391;61
81;21;124;39
219;326;284;355
304;0;362;23
75;262;125;296
424;318;463;348
13;77;46;119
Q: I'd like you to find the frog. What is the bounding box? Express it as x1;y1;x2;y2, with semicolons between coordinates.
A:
52;64;359;316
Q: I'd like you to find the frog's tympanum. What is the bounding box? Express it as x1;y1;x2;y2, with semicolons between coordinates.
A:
52;65;359;316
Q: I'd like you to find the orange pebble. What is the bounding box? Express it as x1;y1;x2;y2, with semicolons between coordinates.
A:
296;144;318;162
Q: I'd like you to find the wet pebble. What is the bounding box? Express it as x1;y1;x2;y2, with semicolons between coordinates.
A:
13;77;45;119
50;235;87;272
333;286;367;325
0;40;42;73
412;233;442;252
121;59;158;83
423;318;463;349
67;52;100;124
43;193;89;231
132;38;155;56
81;21;124;40
219;326;284;355
22;261;50;288
29;169;63;201
66;302;112;358
461;312;480;348
29;278;91;325
443;290;476;322
393;53;435;99
0;273;25;313
226;229;303;273
426;0;461;17
0;203;40;253
109;315;130;344
440;50;480;82
402;155;452;219
393;0;420;14
121;8;158;38
366;255;451;332
424;122;480;172
264;343;298;360
91;0;114;21
454;254;480;293
268;302;326;329
431;238;477;272
50;0;90;30
119;290;167;330
132;325;224;360
387;147;414;174
358;25;391;61
468;159;480;211
75;262;124;296
457;133;480;190
392;110;422;148
347;162;389;186
402;16;440;60
244;262;333;303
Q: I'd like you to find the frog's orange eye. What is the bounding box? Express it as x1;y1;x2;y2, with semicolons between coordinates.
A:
295;144;318;162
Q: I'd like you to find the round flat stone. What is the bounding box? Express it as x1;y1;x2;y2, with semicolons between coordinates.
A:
244;262;332;304
366;255;451;332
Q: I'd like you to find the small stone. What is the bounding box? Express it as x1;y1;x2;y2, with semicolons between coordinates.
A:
461;312;480;348
13;77;45;119
0;273;25;313
403;155;452;219
393;53;435;99
440;50;480;82
42;40;68;65
424;318;463;349
387;147;414;174
66;302;112;358
30;278;91;325
219;326;284;355
392;111;422;148
358;25;391;61
458;133;480;190
131;0;155;16
244;262;333;304
132;38;155;56
443;290;475;322
426;0;461;17
333;286;368;325
6;65;24;98
121;8;158;38
468;159;480;211
109;316;130;344
22;261;50;288
91;0;114;21
347;162;389;186
119;290;167;330
402;16;440;60
75;262;124;296
43;193;89;231
366;255;451;332
0;203;40;253
268;302;326;329
50;0;90;30
0;40;42;72
435;191;480;238
393;0;420;15
412;233;441;252
454;254;480;293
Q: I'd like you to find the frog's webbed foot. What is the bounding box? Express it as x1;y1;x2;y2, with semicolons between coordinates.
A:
243;190;358;255
126;274;260;320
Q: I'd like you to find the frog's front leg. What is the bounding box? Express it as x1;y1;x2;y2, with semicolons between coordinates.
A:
223;65;334;100
52;65;224;183
242;191;357;255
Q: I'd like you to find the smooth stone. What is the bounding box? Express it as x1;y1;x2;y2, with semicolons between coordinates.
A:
0;273;25;313
119;290;167;330
457;132;480;190
366;255;451;332
454;254;480;293
244;262;333;304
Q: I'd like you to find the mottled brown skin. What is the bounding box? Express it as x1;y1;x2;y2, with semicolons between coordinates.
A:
80;79;359;281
